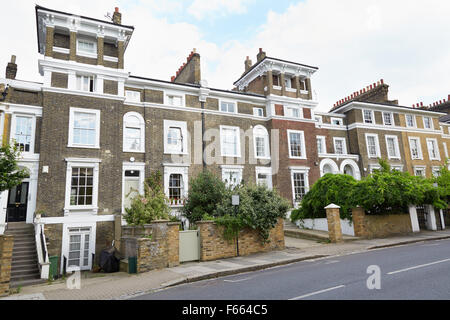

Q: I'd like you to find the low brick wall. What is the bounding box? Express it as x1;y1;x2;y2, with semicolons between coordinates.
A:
353;208;412;239
121;220;180;273
0;235;14;297
198;218;285;261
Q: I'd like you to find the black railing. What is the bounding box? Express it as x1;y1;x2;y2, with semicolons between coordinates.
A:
63;255;67;276
40;226;47;263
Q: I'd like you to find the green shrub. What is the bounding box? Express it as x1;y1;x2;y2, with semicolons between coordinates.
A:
435;161;450;205
290;173;357;222
181;170;227;224
124;171;170;225
215;184;290;242
351;159;446;214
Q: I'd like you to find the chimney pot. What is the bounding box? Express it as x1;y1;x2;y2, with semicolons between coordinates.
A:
11;55;16;64
380;79;384;84
420;102;423;107
115;7;119;13
259;48;262;53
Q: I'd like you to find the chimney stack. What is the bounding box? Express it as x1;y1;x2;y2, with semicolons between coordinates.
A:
245;56;252;72
257;48;266;62
113;7;122;25
6;55;17;80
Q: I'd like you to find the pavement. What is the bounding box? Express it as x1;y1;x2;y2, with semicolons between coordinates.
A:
3;228;450;300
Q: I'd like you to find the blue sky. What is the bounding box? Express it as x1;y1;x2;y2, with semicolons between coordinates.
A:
1;0;449;111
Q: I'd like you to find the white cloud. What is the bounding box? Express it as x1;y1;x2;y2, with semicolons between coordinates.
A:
1;0;450;113
187;0;253;20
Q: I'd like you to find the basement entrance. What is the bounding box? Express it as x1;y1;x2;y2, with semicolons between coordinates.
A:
416;205;427;230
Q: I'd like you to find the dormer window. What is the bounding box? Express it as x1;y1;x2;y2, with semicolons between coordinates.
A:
77;75;96;92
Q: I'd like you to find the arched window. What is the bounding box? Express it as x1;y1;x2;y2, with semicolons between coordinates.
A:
123;112;145;152
253;125;270;159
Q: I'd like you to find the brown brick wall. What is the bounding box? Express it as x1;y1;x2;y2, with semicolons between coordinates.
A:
51;72;68;89
0;235;14;297
144;89;164;104
198;218;284;261
54;33;70;49
103;80;118;95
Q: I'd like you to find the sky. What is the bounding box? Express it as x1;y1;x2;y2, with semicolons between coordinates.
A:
1;0;450;112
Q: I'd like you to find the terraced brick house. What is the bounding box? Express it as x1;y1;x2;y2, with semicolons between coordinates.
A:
0;6;449;284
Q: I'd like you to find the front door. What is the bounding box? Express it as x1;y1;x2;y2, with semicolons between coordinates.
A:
6;182;29;223
67;227;92;271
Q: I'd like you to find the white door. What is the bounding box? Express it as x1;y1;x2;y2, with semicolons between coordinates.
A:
68;227;92;271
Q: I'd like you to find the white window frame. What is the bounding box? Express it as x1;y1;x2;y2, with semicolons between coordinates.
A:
443;142;449;159
315;116;323;124
333;137;347;155
123;112;145;153
284;76;292;88
391;165;404;172
284;105;303;119
221;165;243;189
405;114;416;128
331;117;343;126
382;112;394;126
255;167;273;190
164;120;188;155
220;100;237;114
122;162;145;214
68;108;100;149
125;90;141;103
64;158;100;214
253;107;264;117
76;37;97;58
365;133;381;158
290;167;310;206
426;138;440;161
163;164;189;207
369;164;381;173
385;135;401;160
76;74;96;93
220;125;241;158
432;166;441;177
422;116;433;130
316;136;326;155
408;137;423;160
414;165;426;177
287;130;307;159
362;109;374;124
10;114;36;155
253;125;270;159
164;90;185;107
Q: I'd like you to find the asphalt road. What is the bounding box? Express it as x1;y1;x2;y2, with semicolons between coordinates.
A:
132;238;450;300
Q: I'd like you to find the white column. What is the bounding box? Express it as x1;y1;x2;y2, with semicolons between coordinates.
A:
439;209;446;229
68;71;77;90
408;205;420;233
118;80;125;97
96;75;104;94
426;205;437;231
0;191;8;234
43;69;52;87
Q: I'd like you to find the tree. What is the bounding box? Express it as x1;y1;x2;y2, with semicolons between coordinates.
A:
290;173;357;222
181;170;227;224
434;162;450;206
123;170;170;225
0;143;29;192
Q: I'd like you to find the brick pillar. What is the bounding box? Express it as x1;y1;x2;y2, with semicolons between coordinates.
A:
0;235;14;297
325;204;343;243
45;26;54;57
69;32;77;61
97;36;104;66
352;207;368;238
294;75;301;98
280;73;286;95
118;41;124;69
198;221;216;261
305;78;312;100
408;205;420;232
266;70;273;96
167;222;180;267
114;214;122;250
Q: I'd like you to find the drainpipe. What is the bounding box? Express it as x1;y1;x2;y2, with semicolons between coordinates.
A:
201;100;206;171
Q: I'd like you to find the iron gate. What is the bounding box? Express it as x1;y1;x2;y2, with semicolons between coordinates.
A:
416;205;427;230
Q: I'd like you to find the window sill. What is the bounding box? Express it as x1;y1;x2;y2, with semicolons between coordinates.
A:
289;156;307;160
272;85;282;90
123;150;145;154
164;151;189;155
255;156;271;160
68;145;100;149
77;52;98;59
286;87;296;93
221;154;242;158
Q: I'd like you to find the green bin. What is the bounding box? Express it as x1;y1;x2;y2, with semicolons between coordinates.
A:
128;256;137;274
49;256;59;280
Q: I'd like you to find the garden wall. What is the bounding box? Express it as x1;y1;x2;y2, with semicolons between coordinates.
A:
198;218;285;261
121;220;180;273
363;214;412;238
295;218;355;236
